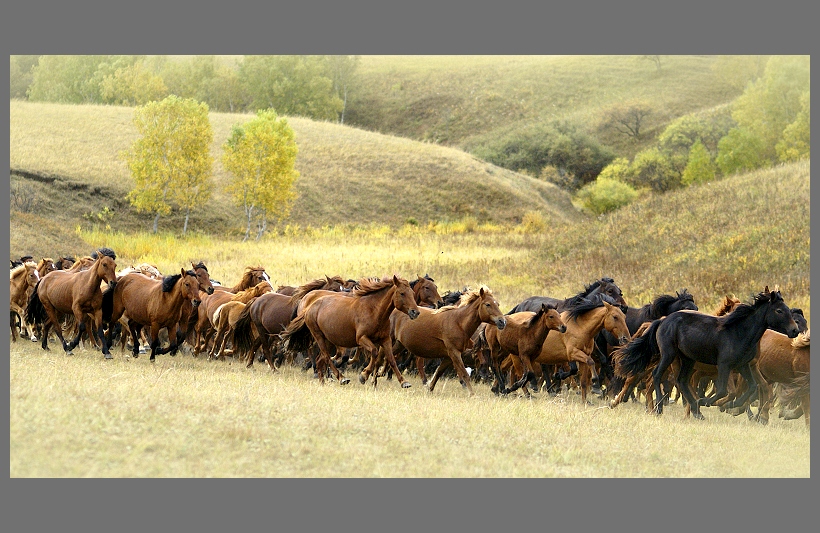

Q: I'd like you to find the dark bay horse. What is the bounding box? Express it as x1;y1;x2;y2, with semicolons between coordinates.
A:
617;287;799;419
103;269;202;361
508;277;627;314
26;253;118;358
480;303;566;395
388;286;507;395
10;261;39;342
281;275;420;387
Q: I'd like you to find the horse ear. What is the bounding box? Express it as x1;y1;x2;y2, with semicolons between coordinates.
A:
763;285;770;294
181;268;186;276
393;274;400;285
479;287;485;297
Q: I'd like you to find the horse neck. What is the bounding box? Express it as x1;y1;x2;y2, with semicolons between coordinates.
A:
360;285;397;324
726;302;776;348
451;295;485;333
567;307;608;342
79;263;107;292
162;277;191;311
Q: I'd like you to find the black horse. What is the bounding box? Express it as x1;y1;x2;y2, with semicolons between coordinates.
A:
617;287;799;419
606;289;699;399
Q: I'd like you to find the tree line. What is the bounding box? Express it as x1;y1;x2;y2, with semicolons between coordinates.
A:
11;55;359;122
123;96;298;240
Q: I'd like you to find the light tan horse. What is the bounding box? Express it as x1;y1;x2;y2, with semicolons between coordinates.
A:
10;261;39;342
281;275;420;387
208;282;274;360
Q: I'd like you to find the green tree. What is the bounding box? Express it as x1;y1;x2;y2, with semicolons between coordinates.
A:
715;127;766;176
596;157;631;182
681;140;716;186
99;60;168;106
123;95;214;234
239;55;343;119
776;90;810;162
10;55;39;99
730;55;810;161
27;55;107;103
575;177;639;215
324;55;360;123
657;108;735;175
223;109;299;241
627;148;680;192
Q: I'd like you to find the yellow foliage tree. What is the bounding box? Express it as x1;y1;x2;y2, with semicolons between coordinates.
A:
123;95;213;234
223;109;299;241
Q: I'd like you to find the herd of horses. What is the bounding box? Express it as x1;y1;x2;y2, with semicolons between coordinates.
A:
9;250;810;427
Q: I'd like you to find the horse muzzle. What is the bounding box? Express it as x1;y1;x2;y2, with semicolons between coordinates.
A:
408;309;420;319
206;287;214;295
618;335;630;345
495;317;507;330
192;299;201;308
787;326;799;339
558;325;567;333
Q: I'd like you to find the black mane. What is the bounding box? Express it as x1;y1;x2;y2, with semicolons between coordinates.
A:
565;293;609;322
720;290;782;329
161;270;196;292
91;247;117;260
192;261;208;271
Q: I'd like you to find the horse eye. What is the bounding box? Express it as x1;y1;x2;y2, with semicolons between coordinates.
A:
776;309;783;314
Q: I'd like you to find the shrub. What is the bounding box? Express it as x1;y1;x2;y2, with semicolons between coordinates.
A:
681;140;716;186
716;127;767;175
575;178;638;215
627;148;680;192
519;211;547;233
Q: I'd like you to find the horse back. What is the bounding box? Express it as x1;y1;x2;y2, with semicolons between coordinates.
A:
758;329;810;382
657;311;723;365
251;292;294;334
391;307;451;357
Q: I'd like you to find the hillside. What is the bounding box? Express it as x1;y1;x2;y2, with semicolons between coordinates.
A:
10;100;582;254
347;55;744;158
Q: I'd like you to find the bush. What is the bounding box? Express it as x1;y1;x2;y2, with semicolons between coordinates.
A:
716;127;766;175
681;140;716;186
627;148;680;192
519;211;547;233
575;178;638;215
596;157;631;183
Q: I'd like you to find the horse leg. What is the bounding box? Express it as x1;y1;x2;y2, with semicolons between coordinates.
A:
93;310;112;359
723;363;758;412
370;337;409;389
447;348;475;396
428;358;453;393
672;357;702;419
699;363;731;408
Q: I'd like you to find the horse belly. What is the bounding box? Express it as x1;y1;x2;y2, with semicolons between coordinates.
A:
312;305;358;348
397;320;447;359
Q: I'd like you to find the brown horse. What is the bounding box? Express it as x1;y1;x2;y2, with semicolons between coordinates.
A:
503;296;630;402
35;257;57;279
188;265;270;355
10;261;39;342
231;276;347;369
172;261;215;354
281;275;421;387
26;253;118;357
749;329;810;427
208;282;274;360
480;303;567;395
103;269;201;361
386;287;508;395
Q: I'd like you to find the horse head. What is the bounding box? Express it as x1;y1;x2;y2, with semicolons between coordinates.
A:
761;289;800;339
391;275;420;320
602;301;630;346
181;268;202;307
672;289;698;312
477;286;507;330
411;274;444;309
96;255;118;287
536;303;566;333
191;262;214;294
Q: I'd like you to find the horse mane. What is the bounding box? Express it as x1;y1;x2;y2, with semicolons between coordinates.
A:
409;274;435;288
525;302;558;327
161;270;196;293
290;277;336;303
9;261;35;280
792;329;810;349
234;281;272;300
712;296;741;316
351;276;396;298
91;247;117;261
565;293;610;322
192;261;208;271
649;290;694;317
431;286;488;313
719;290;783;329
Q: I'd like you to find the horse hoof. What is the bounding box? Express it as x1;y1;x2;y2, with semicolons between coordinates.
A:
756;417;769;426
358;373;367;384
65;350;74;356
693;413;705;420
30;337;38;342
401;381;412;389
104;353;113;360
340;378;350;385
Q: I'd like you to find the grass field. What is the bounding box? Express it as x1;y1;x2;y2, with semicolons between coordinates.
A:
9;341;810;478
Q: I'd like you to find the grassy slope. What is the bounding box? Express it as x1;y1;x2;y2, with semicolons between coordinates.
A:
347;55;743;158
10;100;581;251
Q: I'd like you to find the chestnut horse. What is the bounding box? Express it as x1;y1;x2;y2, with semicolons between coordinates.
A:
102;269;201;361
9;261;39;342
231;276;347;370
750;329;810;427
207;281;274;360
188;265;270;355
502;296;630;402
388;286;507;395
480;303;566;395
281;275;420;387
26;253;118;358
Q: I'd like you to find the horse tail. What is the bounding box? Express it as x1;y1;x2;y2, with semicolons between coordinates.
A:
281;313;312;354
231;304;256;358
101;282;116;324
617;319;663;377
779;373;810;407
25;280;45;325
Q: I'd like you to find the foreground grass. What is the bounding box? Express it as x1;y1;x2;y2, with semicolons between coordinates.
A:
9;342;809;478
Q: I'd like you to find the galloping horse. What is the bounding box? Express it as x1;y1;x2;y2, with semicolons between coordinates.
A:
507;277;627;314
26;252;118;358
188;265;270;355
502;296;630;401
281;275;420;387
617;287;799;419
172;261;215;354
103;269;202;361
207;281;274;360
479;303;566;395
751;329;810;427
232;276;346;369
388;286;508;395
9;261;39;342
54;256;76;271
35;257;57;279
